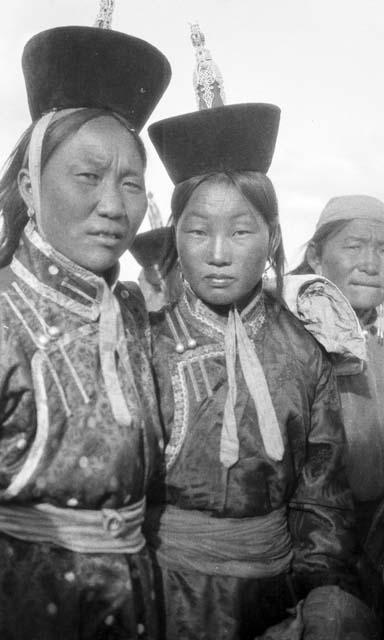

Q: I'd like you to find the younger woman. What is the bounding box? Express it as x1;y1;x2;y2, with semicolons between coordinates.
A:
145;104;374;639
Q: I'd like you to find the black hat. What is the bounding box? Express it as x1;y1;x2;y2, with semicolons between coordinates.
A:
130;227;175;271
148;103;280;184
22;26;172;131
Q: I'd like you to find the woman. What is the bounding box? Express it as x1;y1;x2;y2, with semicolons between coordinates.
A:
142;105;375;639
291;194;384;540
289;195;384;621
0;24;170;640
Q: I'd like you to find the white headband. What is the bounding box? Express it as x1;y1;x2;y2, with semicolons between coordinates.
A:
28;108;86;237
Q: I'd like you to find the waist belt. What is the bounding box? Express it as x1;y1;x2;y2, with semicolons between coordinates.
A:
147;505;292;578
0;498;146;554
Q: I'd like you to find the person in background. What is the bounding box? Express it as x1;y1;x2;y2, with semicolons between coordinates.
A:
290;195;384;540
0;21;171;640
141;104;377;639
288;195;384;624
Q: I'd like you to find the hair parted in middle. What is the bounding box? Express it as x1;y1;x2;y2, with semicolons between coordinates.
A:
170;170;285;298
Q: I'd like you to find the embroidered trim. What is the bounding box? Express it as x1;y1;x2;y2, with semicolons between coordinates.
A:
43;356;71;417
58;324;96;347
60;280;97;304
12;281;49;334
2;292;41;349
58;343;90;404
25;222;115;290
2;291;86;416
11;258;100;321
166;347;224;470
186;361;201;402
183;293;226;340
1;351;50;499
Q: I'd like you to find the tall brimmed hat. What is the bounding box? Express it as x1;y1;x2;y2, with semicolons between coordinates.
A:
22;26;171;130
148;102;280;184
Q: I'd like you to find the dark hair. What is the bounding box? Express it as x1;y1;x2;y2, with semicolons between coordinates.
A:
0;108;146;267
291;219;350;275
169;170;286;298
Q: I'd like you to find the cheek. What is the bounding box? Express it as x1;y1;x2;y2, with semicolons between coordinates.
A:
321;255;350;284
124;194;147;227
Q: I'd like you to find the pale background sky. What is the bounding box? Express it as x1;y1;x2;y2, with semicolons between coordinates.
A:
1;0;384;280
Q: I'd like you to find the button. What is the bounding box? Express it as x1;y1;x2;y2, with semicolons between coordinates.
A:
47;325;61;338
16;436;27;450
66;498;79;507
64;571;75;583
121;290;130;299
79;456;88;469
46;602;58;616
102;509;127;538
48;265;59;276
36;333;50;348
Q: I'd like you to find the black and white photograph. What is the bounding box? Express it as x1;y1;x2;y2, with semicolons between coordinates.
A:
0;1;383;638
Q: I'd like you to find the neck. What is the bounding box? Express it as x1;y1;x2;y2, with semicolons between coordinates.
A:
200;282;263;317
355;306;377;326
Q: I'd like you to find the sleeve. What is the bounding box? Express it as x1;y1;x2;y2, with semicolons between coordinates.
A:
0;319;36;489
288;353;360;600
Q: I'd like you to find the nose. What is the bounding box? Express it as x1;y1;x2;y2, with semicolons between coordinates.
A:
358;246;380;275
207;235;231;266
96;182;125;220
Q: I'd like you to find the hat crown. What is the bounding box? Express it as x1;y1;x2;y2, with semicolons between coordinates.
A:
22;25;171;131
148;102;280;184
316;194;384;229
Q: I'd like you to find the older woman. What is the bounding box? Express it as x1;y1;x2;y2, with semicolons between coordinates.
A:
0;23;170;640
134;105;377;639
291;195;384;541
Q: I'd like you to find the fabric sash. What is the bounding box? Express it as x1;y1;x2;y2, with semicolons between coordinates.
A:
221;307;284;468
0;498;146;554
147;505;292;578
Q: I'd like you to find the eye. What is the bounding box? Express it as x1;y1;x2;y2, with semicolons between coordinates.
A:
76;172;99;183
122;180;144;192
343;242;361;250
186;228;207;236
233;229;253;237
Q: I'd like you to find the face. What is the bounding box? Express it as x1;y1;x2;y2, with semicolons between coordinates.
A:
26;116;147;275
312;218;384;312
175;179;270;306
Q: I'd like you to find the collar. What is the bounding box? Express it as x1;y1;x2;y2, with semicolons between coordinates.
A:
10;222;120;321
180;280;265;340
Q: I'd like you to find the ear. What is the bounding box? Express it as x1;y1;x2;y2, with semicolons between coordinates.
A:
17;169;34;210
306;242;322;275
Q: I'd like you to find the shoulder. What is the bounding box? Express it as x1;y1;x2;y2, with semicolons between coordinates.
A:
264;292;330;370
149;301;175;335
117;281;147;316
116;281;150;346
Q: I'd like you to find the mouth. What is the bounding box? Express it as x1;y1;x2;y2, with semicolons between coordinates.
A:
88;230;125;245
204;274;235;286
350;282;382;289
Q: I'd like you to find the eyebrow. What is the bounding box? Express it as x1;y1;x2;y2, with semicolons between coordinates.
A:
69;157;143;178
343;234;384;245
184;210;256;220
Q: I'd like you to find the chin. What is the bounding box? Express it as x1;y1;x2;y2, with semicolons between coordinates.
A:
350;295;384;312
